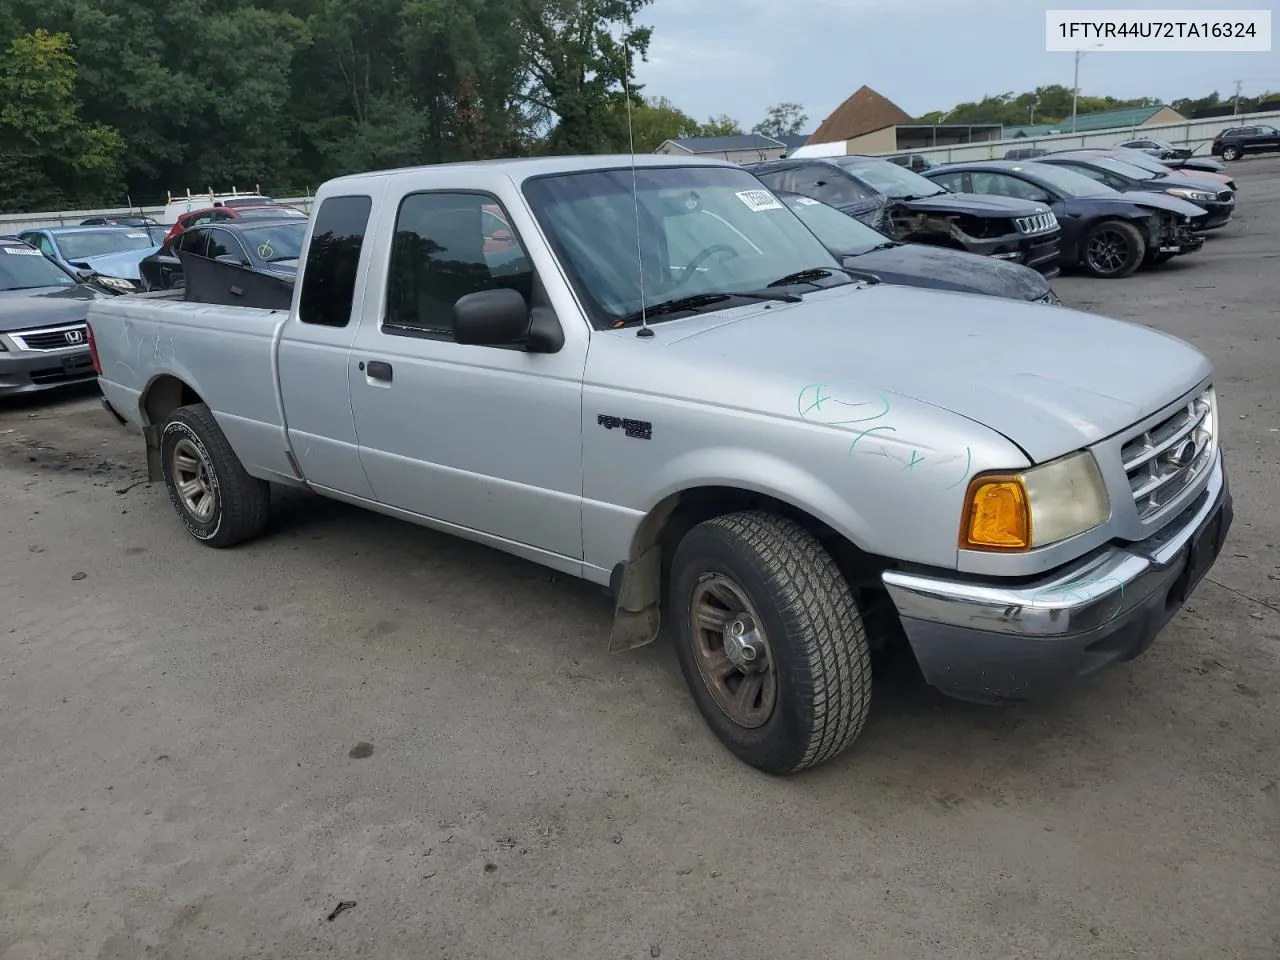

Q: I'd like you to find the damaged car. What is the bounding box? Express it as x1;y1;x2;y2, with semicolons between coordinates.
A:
744;155;1062;276
925;160;1206;279
778;192;1060;303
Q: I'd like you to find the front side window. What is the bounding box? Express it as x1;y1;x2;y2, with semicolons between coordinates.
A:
927;171;967;192
205;229;245;262
968;172;1047;202
298;195;372;327
384;192;533;338
523;164;848;328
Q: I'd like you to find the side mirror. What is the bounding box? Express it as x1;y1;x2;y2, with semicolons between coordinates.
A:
454;288;532;347
1029;191;1052;203
74;267;96;282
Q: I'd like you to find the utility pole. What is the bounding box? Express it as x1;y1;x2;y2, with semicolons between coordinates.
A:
1071;50;1081;133
1233;79;1243;115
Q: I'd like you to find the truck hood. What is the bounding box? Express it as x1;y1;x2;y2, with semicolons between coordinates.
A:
0;283;102;334
1102;190;1206;218
71;247;159;281
661;284;1210;463
843;243;1050;301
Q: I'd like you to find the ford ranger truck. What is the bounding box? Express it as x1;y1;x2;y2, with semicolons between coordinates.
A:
87;155;1233;775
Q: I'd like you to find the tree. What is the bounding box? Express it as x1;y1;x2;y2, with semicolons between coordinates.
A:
516;0;653;154
621;95;699;151
752;101;806;138
0;29;123;210
697;114;742;137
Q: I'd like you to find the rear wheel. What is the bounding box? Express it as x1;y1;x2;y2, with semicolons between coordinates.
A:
1221;144;1242;161
669;511;873;775
1082;219;1145;278
160;403;270;548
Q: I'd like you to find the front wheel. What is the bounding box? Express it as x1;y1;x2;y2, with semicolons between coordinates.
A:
1221;145;1242;161
1083;219;1146;278
160;403;270;548
669;511;873;775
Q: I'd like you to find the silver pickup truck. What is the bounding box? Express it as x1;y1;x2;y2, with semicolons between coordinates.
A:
88;155;1233;775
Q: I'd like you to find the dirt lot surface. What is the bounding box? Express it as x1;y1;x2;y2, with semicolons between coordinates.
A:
2;158;1278;960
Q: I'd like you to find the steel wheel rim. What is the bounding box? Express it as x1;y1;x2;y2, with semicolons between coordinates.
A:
172;437;217;523
689;573;777;729
1087;229;1129;274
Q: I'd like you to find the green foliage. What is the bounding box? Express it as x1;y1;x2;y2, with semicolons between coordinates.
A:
697;114;742;137
752;102;806;138
621;96;699;152
0;29;124;211
0;0;655;211
919;85;1162;127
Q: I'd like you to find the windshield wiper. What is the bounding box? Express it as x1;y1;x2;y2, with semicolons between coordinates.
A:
771;265;882;289
613;290;800;327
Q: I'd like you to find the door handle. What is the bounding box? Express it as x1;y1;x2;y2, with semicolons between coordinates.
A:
364;360;393;383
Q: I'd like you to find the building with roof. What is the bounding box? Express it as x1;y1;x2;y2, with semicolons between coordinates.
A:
798;85;1002;156
1003;104;1186;138
655;133;788;163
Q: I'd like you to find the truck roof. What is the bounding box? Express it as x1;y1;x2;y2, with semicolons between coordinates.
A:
325;153;734;187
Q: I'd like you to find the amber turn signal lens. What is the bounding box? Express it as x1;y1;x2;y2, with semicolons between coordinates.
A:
962;477;1030;550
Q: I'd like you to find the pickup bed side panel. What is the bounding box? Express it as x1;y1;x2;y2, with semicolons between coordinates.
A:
91;297;293;482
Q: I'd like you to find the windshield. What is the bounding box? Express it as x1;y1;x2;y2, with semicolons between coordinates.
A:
239;222;306;262
0;243;76;290
830;156;946;198
781;195;888;255
1015;162;1118;197
523;165;848;327
1104;150;1173;175
1068;155;1158;181
56;229;156;261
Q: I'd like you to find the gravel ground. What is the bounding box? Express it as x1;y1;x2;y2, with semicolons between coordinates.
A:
2;157;1278;960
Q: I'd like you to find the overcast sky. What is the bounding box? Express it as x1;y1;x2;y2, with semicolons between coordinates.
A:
635;0;1280;131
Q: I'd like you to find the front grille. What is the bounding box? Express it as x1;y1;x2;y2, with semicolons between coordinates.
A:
1121;387;1216;520
12;323;88;351
1216;190;1232;202
1014;212;1058;235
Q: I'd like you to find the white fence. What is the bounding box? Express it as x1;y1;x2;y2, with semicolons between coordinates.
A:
0;196;316;233
811;108;1280;164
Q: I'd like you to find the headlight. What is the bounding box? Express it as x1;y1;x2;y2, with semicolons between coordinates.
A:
960;450;1110;551
1167;187;1213;203
95;275;135;292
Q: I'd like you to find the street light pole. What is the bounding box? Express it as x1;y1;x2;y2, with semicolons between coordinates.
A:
1071;50;1081;133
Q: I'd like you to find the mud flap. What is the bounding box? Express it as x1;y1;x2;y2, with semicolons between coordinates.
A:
608;545;662;652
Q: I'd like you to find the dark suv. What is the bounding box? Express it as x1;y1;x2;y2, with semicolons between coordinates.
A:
744;155;1062;276
1211;125;1280;161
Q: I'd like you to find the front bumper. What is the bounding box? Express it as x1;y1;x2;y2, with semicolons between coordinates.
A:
1190;200;1234;230
966;231;1062;278
881;450;1232;704
0;347;96;396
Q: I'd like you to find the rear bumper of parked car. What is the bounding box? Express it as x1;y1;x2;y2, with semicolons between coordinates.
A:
0;341;97;396
881;450;1231;704
968;231;1062;278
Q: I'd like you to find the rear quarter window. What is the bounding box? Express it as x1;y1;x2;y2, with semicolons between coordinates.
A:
298;195;373;327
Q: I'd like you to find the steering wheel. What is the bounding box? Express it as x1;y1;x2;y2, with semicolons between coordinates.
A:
674;244;738;286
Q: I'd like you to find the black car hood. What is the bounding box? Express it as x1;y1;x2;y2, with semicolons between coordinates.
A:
843;243;1050;301
894;191;1050;217
0;283;102;334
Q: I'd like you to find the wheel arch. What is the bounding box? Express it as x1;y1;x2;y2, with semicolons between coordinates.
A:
607;483;886;654
139;373;206;481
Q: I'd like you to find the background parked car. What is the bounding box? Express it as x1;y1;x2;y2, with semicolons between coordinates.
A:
0;236;105;396
80;215;161;228
1004;147;1048;160
140;219;307;291
885;153;937;172
778;192;1059;303
924;161;1205;279
1211;124;1280;161
744;155;1062;275
160;203;307;246
1034;151;1234;230
1117;137;1192;160
160;191;276;225
1076;147;1236;192
15;226;160;293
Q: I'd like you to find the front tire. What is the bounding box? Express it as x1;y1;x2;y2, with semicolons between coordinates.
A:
1221;145;1242;161
670;511;873;775
1082;219;1145;278
160;403;270;548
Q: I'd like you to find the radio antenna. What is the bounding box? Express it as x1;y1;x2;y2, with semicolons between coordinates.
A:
622;42;652;338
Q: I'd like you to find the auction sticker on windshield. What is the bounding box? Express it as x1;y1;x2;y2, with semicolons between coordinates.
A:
2;246;41;255
736;190;784;212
